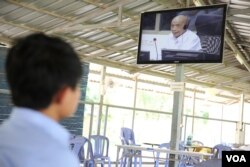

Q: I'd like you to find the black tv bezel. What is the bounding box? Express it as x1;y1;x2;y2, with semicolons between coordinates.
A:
137;4;228;64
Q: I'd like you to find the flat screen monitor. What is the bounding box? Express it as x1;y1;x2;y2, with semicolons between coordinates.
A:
137;4;228;64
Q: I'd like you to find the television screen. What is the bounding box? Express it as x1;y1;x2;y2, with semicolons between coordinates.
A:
137;4;228;64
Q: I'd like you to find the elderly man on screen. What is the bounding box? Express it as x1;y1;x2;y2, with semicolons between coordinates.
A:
165;15;202;51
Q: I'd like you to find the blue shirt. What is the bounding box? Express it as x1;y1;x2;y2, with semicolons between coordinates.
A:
0;107;80;167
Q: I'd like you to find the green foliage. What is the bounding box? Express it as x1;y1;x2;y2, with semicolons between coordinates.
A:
201;111;209;124
137;90;171;112
185;108;192;115
85;86;100;102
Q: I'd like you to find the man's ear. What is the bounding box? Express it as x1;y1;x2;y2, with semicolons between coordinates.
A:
53;87;68;104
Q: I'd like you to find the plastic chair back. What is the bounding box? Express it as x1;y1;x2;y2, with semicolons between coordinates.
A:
212;144;232;159
120;127;142;167
120;127;136;145
90;135;109;159
156;143;170;167
90;135;111;167
69;135;94;167
179;141;185;151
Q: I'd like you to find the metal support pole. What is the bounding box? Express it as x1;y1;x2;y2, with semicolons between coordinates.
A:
132;75;138;129
169;64;185;167
97;66;106;135
236;93;245;144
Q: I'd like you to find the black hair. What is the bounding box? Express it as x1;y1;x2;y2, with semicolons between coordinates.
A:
5;33;82;110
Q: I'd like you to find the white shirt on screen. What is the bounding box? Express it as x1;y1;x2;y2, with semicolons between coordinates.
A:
0;107;80;167
165;29;202;51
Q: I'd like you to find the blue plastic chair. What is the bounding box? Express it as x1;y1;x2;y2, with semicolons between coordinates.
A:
155;142;188;167
212;144;232;159
90;135;111;167
179;141;200;167
155;143;170;167
120;127;142;167
69;135;94;167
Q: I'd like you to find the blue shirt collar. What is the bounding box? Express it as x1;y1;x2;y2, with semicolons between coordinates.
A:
9;107;70;146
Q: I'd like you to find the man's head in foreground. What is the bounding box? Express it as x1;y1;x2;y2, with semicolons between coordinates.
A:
5;33;82;121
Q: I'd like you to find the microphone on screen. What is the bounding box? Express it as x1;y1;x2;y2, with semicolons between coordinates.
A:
153;38;159;60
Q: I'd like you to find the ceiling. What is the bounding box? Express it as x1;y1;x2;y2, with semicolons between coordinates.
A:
0;0;250;103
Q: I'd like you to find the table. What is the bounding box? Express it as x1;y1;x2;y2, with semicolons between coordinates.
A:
143;142;160;147
116;144;213;167
234;145;250;151
143;143;161;167
184;145;213;153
